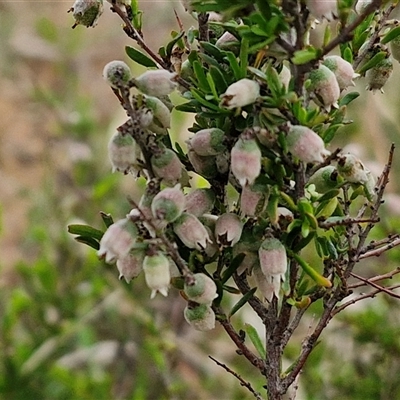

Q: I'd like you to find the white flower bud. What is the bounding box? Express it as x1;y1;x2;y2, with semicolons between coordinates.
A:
366;57;393;93
151;148;183;185
144;96;171;129
307;166;341;193
151;184;185;222
184;303;216;331
143;252;170;298
135;70;178;96
337;153;369;184
240;183;269;217
184;273;218;304
231;137;262;186
98;219;138;263
323;55;359;90
173;213;211;251
287;125;330;164
185;188;216;217
116;249;145;283
215;31;239;51
307;64;340;111
220;79;260;109
108;131;138;174
103;60;131;89
68;0;103;28
189;128;226;156
258;238;287;279
253;264;281;302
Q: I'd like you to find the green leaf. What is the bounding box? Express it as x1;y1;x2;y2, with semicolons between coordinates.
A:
244;323;266;359
74;236;100;250
224;51;242;80
291;47;318;65
229;288;257;318
125;46;157;68
239;37;249;78
342;45;353;64
68;224;104;240
190;88;221;111
290;252;332;288
381;26;400;44
199;41;225;61
192;60;210;92
221;253;246;284
100;212;114;228
166;31;185;57
209;65;228;93
339;92;360;106
357;51;387;74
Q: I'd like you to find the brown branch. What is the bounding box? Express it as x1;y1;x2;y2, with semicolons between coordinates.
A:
349;267;400;289
332;283;400;316
349;272;400;299
357;238;400;260
208;356;263;400
306;148;341;179
319;217;379;230
213;305;268;376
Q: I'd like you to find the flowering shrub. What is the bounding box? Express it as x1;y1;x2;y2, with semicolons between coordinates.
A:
68;0;400;398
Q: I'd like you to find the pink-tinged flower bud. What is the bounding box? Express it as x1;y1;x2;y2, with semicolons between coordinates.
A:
188;148;218;179
143;252;171;298
337;153;369;184
108;131;138;174
365;57;393;93
144;96;171;129
184;273;218;304
215;31;239;51
220;79;260;109
323;55;359;91
151;148;183;185
68;0;103;28
258;238;287;279
189;128;226;156
307;165;341;193
134;70;178;96
390;35;400;62
184;303;216;331
240;183;269;217
287;125;331;164
215;213;243;247
253;264;281;302
116;248;145;283
231;137;262;186
306;0;337;21
203;226;219;258
307;64;340;111
102;60;131;89
185;188;215;217
173;213;211;251
98;218;138;263
151;184;185;222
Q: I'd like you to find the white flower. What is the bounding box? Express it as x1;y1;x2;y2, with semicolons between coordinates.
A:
98;219;138;263
135;70;178;96
143;252;171;298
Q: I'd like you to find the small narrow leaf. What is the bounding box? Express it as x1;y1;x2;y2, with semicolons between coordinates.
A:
192;60;210;92
291;48;318;65
221;253;246;284
74;236;100;250
381;26;400;44
125;46;157;68
68;224;104;241
244;323;266;359
224;51;242;80
357;51;387;74
100;212;114;228
229;287;257;318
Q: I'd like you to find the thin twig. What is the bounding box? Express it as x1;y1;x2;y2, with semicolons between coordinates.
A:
349;267;400;289
357;238;400;260
208;356;263;400
319;217;379;229
349;272;400;299
332;283;400;315
213;305;268;376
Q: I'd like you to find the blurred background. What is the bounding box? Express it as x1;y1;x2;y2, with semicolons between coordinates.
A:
1;1;400;399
